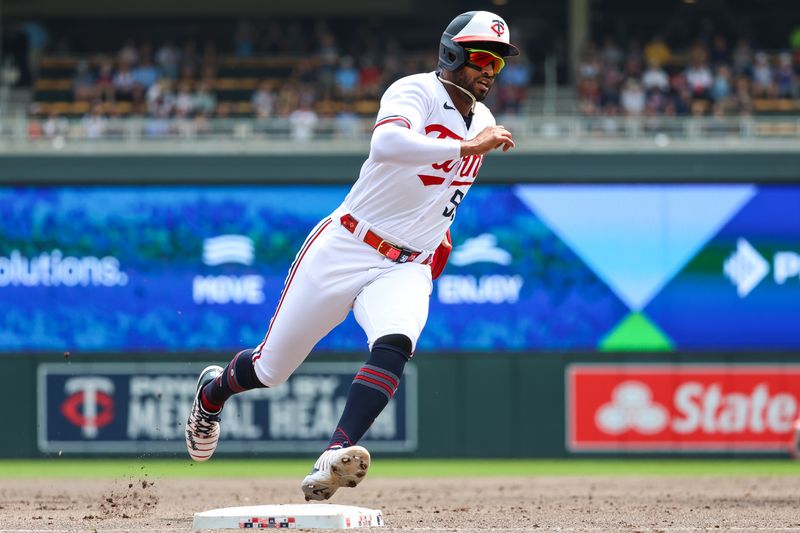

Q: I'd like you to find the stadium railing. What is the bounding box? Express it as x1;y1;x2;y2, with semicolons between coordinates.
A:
1;114;799;152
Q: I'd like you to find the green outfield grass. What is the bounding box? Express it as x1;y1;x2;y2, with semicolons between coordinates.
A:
0;458;798;479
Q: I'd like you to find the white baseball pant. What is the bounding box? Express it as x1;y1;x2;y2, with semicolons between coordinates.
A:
251;210;433;388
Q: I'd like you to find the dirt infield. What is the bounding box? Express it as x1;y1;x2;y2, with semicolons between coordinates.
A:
1;476;799;532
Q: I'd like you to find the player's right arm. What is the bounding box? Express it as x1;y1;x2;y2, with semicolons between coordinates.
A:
368;76;463;166
370;122;461;166
370;77;514;165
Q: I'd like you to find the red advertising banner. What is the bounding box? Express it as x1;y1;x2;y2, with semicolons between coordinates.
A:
567;364;800;452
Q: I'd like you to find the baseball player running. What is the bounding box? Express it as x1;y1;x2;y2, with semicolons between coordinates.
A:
185;10;518;501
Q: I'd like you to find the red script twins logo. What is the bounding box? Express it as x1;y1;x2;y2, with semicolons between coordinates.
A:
418;124;484;187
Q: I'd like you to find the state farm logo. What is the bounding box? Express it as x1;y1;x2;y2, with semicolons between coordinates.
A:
193;235;264;305
60;377;115;439
437;234;523;304
595;382;668;435
568;365;800;452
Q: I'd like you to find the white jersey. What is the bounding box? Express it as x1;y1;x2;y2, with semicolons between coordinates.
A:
342;71;496;252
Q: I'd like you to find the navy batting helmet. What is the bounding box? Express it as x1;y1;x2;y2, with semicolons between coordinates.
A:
438;11;520;72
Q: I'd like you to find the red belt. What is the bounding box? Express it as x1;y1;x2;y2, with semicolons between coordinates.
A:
340;214;431;264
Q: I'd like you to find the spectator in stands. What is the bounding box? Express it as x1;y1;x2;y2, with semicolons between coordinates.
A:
731;38;754;76
733;76;754;114
147;78;176;117
42;111;69;139
82;104;107;139
711;64;733;106
335;99;360;139
684;44;713;99
27;108;44;140
156;40;181;80
620;78;645;116
113;60;137;102
234;20;256;58
72;59;97;102
294;58;320;86
178;40;201;81
776;52;797;98
358;56;383;99
96;59;116;102
598;103;621;135
600;36;624;69
275;81;300;117
132;55;159;95
623;39;644;78
644;34;671;67
751;52;774;97
642;59;669;95
709;34;731;67
118;39;139;67
577;42;601;81
671;87;694;115
252;80;276;119
175;81;195;117
288;95;318;142
334;56;359;98
193;81;217;116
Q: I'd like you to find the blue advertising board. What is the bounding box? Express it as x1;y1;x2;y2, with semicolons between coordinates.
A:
37;362;417;454
2;184;799;352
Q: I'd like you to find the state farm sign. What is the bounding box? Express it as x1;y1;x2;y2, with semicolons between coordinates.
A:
567;364;800;452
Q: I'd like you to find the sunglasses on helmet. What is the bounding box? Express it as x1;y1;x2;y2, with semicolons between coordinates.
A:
463;48;506;74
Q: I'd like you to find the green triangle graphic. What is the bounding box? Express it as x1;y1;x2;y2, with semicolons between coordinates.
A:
599;312;674;352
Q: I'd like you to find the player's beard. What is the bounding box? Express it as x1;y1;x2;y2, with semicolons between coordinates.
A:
452;68;493;102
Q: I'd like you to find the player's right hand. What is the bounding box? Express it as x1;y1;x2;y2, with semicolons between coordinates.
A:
461;125;515;156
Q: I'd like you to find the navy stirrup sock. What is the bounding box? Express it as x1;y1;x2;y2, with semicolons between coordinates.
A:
327;339;410;449
201;348;266;412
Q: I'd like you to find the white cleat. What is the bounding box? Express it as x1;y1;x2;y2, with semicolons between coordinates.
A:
185;365;224;462
301;445;371;501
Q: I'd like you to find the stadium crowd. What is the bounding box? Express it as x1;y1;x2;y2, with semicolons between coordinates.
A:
17;17;800;141
576;33;800;119
24;18;532;141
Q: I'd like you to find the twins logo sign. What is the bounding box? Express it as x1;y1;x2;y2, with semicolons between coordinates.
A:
59;377;115;439
38;362;417;454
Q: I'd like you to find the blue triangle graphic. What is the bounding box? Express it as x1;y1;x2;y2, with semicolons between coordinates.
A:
514;184;756;310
